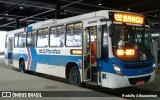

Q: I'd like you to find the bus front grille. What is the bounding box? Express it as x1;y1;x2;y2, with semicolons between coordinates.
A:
123;63;152;69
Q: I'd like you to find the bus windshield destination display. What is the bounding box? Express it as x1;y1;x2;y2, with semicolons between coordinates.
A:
114;13;144;24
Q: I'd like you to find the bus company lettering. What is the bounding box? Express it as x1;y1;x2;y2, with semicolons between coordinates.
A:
87;20;98;24
39;49;61;54
41;21;57;28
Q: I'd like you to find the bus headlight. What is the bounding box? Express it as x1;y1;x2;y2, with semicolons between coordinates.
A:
113;64;123;76
153;64;155;68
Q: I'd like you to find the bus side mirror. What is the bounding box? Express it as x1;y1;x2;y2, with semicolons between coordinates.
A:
109;26;113;37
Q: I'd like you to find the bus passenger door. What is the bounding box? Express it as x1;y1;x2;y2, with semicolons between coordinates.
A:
83;26;99;83
7;37;13;67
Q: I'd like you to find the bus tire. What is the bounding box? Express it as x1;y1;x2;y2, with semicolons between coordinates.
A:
69;66;81;86
19;60;26;73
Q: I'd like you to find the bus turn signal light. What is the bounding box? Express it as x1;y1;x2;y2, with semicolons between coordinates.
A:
70;49;82;55
117;49;134;56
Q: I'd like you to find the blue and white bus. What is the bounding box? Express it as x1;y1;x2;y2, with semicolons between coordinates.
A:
5;10;155;88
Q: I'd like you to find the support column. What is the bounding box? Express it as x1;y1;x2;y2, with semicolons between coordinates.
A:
55;2;60;19
61;9;64;18
16;17;19;29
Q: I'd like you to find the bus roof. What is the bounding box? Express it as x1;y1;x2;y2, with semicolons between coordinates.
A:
27;10;145;30
27;10;112;30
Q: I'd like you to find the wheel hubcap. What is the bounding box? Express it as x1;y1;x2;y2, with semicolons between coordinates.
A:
72;71;79;84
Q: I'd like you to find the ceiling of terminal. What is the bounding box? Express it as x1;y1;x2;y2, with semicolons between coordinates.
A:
0;0;159;32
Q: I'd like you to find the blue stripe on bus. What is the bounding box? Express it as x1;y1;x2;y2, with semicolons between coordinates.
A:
5;52;13;59
30;48;37;71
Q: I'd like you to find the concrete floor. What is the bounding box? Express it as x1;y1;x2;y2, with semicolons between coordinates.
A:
0;55;160;100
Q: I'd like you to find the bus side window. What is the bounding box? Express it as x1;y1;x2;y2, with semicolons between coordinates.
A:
26;32;32;47
50;27;57;46
18;33;23;48
58;26;64;47
22;32;26;47
50;26;64;47
37;30;43;47
31;31;36;47
43;29;49;47
66;22;82;47
66;24;74;46
14;34;18;48
26;31;36;47
37;29;48;47
101;25;108;61
5;35;8;48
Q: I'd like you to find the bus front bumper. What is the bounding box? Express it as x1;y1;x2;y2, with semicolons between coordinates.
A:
101;70;155;88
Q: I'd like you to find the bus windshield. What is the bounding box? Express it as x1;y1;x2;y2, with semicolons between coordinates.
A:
111;24;152;62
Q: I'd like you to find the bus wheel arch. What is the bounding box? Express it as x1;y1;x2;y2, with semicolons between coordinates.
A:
66;62;81;85
19;58;26;73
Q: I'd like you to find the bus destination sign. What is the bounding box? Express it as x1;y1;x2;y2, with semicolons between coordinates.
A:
113;13;144;24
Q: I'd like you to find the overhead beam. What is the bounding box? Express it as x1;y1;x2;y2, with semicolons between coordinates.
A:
0;8;55;28
120;0;156;9
141;10;159;14
0;14;45;21
0;0;52;10
0;0;89;15
0;0;96;21
2;0;29;14
0;0;85;28
61;0;113;10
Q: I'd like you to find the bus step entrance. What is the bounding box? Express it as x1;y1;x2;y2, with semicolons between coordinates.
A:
91;65;98;82
91;72;97;82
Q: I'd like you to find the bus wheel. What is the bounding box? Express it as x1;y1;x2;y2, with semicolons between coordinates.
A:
19;60;25;73
69;67;81;85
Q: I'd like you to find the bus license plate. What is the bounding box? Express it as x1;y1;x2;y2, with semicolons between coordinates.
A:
136;80;144;85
